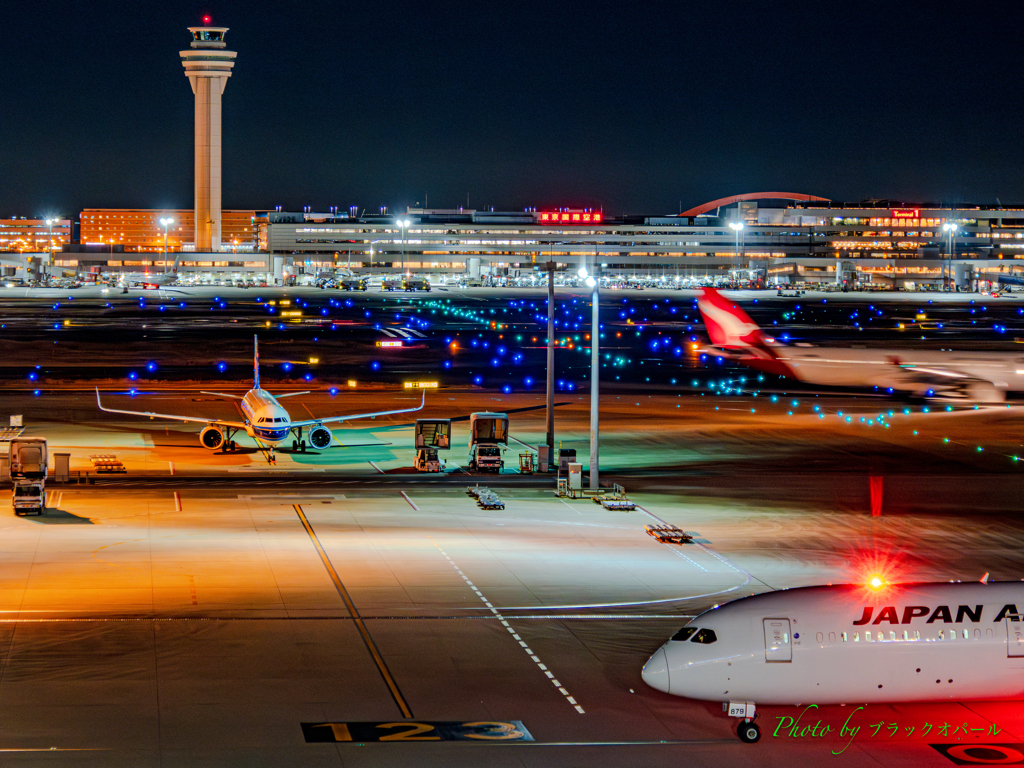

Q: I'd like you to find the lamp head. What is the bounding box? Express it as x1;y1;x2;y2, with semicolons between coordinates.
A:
577;267;588;279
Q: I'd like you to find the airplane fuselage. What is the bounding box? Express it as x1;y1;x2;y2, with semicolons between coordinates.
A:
709;344;1024;397
643;582;1024;706
240;388;293;445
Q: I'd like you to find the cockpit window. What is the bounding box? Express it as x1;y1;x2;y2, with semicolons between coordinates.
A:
691;628;718;644
671;627;697;642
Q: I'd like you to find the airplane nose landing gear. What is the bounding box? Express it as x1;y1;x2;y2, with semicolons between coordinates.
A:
737;720;760;743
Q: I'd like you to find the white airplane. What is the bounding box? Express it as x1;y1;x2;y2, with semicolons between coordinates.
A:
96;335;425;458
697;288;1024;402
642;579;1024;743
119;254;181;289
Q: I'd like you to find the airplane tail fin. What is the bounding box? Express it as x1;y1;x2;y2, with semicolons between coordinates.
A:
697;288;769;349
253;335;260;389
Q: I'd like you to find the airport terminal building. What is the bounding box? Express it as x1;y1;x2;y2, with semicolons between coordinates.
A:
5;194;1024;287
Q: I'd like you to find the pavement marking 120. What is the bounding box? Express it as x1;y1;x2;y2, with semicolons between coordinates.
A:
293;504;413;718
302;720;533;743
431;539;585;714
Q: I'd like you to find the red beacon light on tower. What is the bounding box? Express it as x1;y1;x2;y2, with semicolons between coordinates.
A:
538;210;602;224
202;15;212;24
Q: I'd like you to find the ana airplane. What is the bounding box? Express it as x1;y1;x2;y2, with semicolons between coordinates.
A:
642;579;1024;743
697;288;1024;402
95;335;425;458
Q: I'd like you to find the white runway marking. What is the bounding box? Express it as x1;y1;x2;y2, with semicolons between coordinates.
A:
400;491;419;510
431;539;586;714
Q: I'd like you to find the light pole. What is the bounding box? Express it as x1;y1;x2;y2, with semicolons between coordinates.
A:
545;260;556;470
578;262;600;489
396;219;411;272
942;222;958;291
728;221;745;279
160;217;174;271
45;218;55;284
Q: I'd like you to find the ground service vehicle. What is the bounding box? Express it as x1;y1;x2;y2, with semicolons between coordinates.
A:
10;437;47;516
414;419;451;472
401;277;430;292
468;412;508;472
340;277;367;291
12;482;45;515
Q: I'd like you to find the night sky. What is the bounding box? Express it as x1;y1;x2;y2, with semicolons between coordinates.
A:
4;1;1023;218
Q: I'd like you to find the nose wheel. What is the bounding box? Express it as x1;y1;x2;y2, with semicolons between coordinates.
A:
737;720;760;744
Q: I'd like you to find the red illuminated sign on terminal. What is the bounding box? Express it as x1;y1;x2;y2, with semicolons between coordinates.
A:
891;209;920;218
538;211;603;223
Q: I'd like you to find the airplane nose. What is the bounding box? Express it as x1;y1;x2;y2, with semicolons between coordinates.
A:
641;647;670;693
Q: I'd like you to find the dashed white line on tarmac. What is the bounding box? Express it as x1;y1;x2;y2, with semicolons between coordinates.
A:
431;539;585;715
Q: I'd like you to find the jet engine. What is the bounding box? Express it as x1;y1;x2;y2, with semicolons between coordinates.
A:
963;381;1005;403
309;425;333;449
200;425;226;450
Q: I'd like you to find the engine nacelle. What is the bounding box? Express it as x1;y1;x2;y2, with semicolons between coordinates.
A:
964;381;1005;403
200;425;225;450
309;425;333;449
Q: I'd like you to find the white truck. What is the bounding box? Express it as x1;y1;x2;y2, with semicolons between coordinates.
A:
468;412;508;473
10;437;47;516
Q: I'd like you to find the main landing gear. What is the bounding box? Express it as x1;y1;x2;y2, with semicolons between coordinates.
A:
291;427;306;452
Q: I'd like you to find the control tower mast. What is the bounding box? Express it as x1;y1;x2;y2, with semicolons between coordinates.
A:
180;24;236;253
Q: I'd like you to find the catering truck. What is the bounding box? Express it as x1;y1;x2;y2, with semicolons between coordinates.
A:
414;418;451;472
10;437;47;515
468;412;508;473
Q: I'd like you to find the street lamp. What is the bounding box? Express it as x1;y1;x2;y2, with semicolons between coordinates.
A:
942;222;958;291
396;219;411;272
45;218;55;284
728;221;745;277
577;262;600;488
159;217;174;270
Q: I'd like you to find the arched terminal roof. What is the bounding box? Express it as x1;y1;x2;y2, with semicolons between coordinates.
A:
679;192;831;217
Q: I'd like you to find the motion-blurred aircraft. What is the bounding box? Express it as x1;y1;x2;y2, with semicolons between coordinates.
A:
96;335;425;458
697;288;1024;402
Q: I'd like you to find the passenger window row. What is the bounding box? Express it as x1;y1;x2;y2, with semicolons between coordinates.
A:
827;628;990;642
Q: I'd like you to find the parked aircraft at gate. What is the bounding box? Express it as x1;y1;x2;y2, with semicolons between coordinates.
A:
642;580;1024;743
96;335;425;457
697;288;1024;402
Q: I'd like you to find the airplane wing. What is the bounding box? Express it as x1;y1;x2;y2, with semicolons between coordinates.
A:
199;391;244;399
273;391;311;398
96;388;248;428
288;390;426;428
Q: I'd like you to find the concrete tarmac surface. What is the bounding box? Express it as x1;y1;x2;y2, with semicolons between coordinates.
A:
0;390;1022;765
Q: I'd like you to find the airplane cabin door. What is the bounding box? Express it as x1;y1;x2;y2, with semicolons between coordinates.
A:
763;618;792;662
1006;618;1024;657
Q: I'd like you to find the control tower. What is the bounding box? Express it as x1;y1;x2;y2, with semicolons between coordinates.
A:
180;26;236;252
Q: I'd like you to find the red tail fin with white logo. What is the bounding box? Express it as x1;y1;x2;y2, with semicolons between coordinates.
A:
697;289;771;350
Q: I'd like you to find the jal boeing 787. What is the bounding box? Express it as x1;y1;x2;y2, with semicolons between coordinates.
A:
96;335;425;458
643;579;1024;743
697;288;1024;402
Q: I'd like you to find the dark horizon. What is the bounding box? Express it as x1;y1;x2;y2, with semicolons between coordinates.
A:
4;0;1022;219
